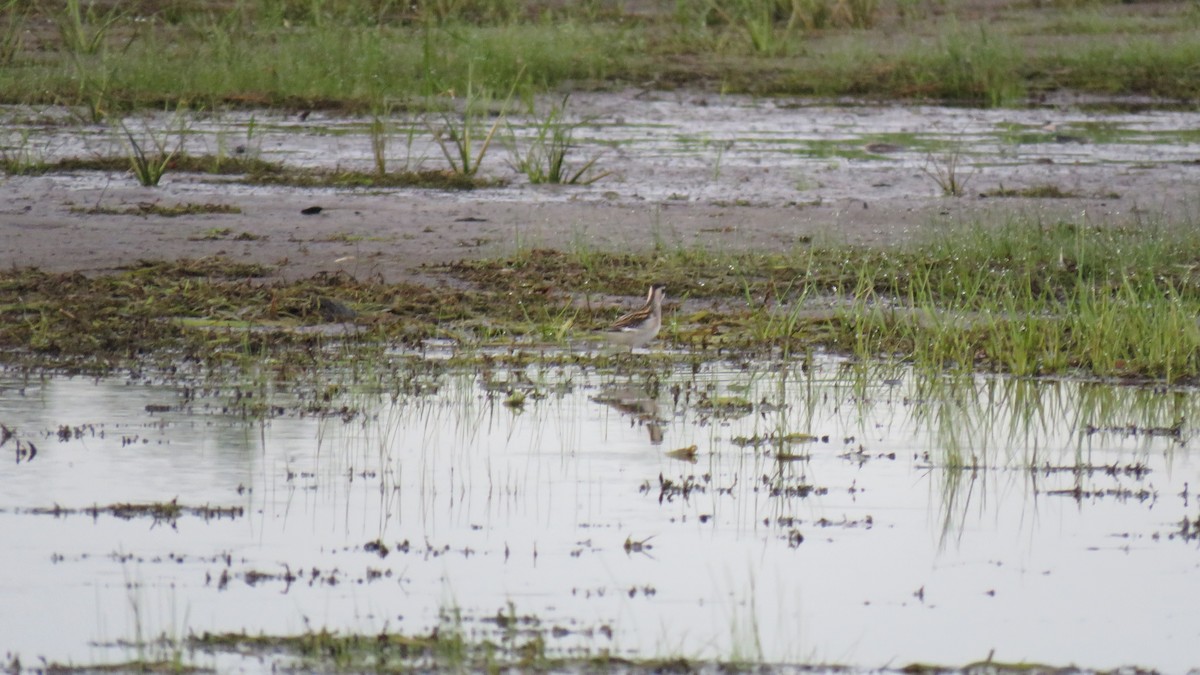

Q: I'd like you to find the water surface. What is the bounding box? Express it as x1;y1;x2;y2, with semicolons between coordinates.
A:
1;355;1197;671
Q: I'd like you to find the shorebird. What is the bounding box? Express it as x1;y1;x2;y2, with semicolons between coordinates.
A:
598;283;667;351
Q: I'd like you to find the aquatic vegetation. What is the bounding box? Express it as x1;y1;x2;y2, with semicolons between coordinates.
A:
980;184;1081;199
920;147;974;197
0;128;44;174
365;101;431;177
243;164;487;189
194;608;556;673
122;123;183;187
73;202;243;218
4;151;485;189
427;65;522;177
16;500;244;524
507;95;609;185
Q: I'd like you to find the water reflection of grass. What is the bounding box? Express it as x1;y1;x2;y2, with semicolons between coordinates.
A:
190;358;1200;670
905;372;1191;544
15;353;1193;672
912;368;1194;467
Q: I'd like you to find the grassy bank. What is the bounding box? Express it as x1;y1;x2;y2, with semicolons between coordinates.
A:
457;215;1200;379
2;0;1199;112
3;215;1199;380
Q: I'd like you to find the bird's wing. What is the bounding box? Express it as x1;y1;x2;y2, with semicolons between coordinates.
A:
608;304;652;331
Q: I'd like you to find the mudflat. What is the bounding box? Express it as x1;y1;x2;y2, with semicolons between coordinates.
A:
3;91;1196;282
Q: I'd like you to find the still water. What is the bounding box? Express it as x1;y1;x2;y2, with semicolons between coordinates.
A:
1;354;1197;671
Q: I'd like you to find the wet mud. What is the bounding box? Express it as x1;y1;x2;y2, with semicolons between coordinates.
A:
3;91;1200;282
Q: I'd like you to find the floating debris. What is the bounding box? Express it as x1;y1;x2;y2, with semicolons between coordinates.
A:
664;445;697;463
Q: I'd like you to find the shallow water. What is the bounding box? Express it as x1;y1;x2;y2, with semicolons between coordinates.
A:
1;354;1198;671
5;92;1200;209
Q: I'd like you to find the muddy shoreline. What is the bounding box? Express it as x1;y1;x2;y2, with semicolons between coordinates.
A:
4;91;1198;282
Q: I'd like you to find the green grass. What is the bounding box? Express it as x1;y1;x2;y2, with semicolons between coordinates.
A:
842;220;1200;378
1;1;1200;109
0;0;29;66
5;216;1200;380
455;216;1200;379
863;25;1027;105
507;95;609;185
123;121;182;186
55;0;127;56
920;148;974;197
5;18;629;111
428;63;521;177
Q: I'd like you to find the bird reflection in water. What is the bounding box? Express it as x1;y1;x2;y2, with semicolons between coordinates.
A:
592;384;665;444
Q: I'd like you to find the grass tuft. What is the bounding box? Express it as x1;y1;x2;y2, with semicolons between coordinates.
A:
123;126;181;187
920;148;973;197
428;65;523;177
508;95;609;185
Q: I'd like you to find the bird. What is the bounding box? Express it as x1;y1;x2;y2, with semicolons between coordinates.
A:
598;283;667;351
